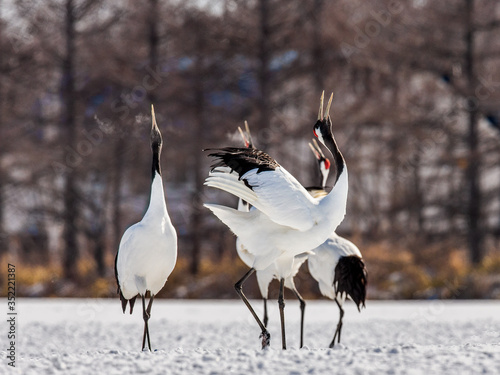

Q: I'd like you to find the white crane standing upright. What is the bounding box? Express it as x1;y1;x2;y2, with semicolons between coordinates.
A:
204;92;348;349
115;105;178;351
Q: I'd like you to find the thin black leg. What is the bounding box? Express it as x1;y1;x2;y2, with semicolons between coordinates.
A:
329;298;344;348
145;296;154;351
263;298;269;328
141;295;151;351
293;289;306;348
235;268;270;349
278;277;286;350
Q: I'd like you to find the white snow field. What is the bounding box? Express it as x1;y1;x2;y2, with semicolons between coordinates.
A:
2;299;499;374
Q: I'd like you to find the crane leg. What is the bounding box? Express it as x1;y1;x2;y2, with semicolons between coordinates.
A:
263;298;269;328
293;288;306;348
141;295;151;351
141;294;154;351
235;268;270;349
278;277;286;350
329;298;344;348
146;296;154;350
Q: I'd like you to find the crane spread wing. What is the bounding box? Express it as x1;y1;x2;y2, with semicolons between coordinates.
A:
238;167;317;231
205;147;318;232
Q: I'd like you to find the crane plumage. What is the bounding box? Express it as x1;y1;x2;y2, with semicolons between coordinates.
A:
205;93;347;268
204;92;348;349
307;233;366;346
234;123;309;347
308;138;331;189
115;105;178;351
306;133;367;347
306;120;367;347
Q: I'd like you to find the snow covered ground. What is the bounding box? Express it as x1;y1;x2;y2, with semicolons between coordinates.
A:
2;299;499;374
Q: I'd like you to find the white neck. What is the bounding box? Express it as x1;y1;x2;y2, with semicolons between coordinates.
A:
318;167;348;231
143;172;168;221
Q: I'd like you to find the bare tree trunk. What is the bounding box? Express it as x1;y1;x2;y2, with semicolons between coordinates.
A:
0;171;6;255
111;138;124;252
465;0;483;265
257;0;271;150
412;152;424;233
94;172;110;277
0;143;4;253
190;32;205;275
61;0;79;281
148;0;159;105
94;226;106;277
498;183;500;240
0;1;6;255
62;172;78;281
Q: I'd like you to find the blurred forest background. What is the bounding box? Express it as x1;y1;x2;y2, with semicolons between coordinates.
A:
0;0;499;300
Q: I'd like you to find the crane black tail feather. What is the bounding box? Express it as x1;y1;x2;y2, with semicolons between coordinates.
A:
116;251;136;314
119;291;137;314
334;255;367;311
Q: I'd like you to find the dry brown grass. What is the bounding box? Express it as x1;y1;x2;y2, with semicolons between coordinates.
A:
1;242;499;299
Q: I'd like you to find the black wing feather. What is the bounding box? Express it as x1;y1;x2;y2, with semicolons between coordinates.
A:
207;147;279;179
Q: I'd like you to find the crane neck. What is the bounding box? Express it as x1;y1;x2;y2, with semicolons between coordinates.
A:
316;132;348;231
319;165;348;229
323;135;344;186
143;172;168;222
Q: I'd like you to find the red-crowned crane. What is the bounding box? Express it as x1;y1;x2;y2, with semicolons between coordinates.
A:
115;105;178;351
307;124;367;348
235;122;315;348
204;92;348;349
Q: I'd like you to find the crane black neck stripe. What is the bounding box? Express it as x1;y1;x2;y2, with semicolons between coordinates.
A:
152;142;161;178
324;136;344;185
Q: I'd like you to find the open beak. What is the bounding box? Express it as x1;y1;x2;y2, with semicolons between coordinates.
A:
308;142;321;160
313;138;326;158
238;121;254;148
317;91;334;120
238;126;249;148
308;138;326;160
244;121;254;148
